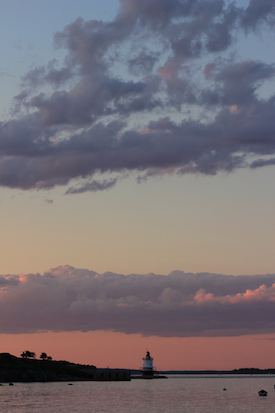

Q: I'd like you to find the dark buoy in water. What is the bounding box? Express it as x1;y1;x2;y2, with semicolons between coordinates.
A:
223;388;226;391
9;383;13;386
258;389;268;396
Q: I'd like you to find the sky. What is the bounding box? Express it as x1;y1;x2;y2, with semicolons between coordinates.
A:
1;0;275;371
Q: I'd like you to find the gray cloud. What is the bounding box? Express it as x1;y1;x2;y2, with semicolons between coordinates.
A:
65;178;118;194
204;60;275;106
241;0;275;30
1;265;275;336
21;60;73;89
128;50;160;76
1;0;275;192
250;157;275;169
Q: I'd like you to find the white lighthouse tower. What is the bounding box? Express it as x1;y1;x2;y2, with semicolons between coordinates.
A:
142;351;154;378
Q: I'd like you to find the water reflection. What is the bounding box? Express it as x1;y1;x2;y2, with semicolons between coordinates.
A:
0;376;274;413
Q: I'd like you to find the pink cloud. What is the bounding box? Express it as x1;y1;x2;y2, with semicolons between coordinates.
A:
1;266;275;337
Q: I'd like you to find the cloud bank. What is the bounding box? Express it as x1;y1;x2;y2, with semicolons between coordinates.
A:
1;265;275;337
1;0;275;192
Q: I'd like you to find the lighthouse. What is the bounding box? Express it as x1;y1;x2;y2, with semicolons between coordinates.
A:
142;351;154;378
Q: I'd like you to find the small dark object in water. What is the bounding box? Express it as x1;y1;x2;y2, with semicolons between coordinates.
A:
68;383;73;385
9;383;13;386
223;388;226;391
258;389;268;396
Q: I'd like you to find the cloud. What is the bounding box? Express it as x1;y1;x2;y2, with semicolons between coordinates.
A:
44;198;53;204
1;0;275;193
241;0;275;30
65;178;118;194
1;265;275;337
250;157;275;169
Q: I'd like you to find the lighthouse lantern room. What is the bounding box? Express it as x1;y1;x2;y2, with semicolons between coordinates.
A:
142;351;154;378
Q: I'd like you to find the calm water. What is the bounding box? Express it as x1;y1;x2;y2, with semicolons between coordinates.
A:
0;375;275;413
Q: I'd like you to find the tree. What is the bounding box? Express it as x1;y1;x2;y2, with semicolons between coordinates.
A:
21;350;36;359
40;352;52;361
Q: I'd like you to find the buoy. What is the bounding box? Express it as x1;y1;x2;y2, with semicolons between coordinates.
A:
258;389;268;396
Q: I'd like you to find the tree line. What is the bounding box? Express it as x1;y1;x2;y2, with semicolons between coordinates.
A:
21;351;52;360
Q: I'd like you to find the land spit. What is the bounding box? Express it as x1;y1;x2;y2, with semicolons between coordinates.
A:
0;353;131;382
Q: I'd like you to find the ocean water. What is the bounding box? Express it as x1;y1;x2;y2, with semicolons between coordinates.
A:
0;375;275;413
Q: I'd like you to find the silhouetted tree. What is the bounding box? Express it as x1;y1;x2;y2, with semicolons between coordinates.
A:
28;351;36;359
39;352;52;361
21;350;36;359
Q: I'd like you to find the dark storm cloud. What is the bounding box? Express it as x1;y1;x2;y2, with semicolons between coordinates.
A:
1;0;275;192
1;265;275;336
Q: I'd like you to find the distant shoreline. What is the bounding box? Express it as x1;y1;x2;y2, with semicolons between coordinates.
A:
1;353;275;383
132;368;275;376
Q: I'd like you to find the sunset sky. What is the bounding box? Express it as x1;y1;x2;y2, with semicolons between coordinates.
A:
1;0;275;371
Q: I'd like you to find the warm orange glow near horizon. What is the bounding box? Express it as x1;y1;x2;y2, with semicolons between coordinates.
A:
1;331;275;371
